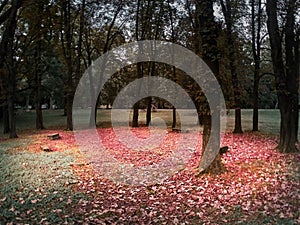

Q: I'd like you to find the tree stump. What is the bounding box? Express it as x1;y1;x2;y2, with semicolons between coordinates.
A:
172;128;181;133
47;133;60;140
41;146;52;152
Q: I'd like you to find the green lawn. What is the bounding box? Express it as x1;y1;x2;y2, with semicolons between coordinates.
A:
0;109;298;138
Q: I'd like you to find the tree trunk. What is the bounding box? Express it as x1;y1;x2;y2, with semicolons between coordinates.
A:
8;97;17;138
171;64;177;129
172;107;176;129
251;0;262;132
0;0;24;68
132;60;143;127
220;0;243;134
66;86;73;130
266;0;299;153
146;97;152;126
5;0;20;138
35;85;44;130
34;41;44;130
132;103;139;127
65;0;73;131
252;78;259;131
234;108;242;133
195;0;223;174
7;56;18;138
0;0;23;138
277;102;298;152
295;27;299;141
199;114;224;174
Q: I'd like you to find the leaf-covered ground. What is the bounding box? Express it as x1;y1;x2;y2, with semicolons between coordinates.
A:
0;128;299;224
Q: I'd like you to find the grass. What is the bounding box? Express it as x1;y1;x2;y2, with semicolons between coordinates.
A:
1;108;298;138
0;108;299;224
0;135;87;223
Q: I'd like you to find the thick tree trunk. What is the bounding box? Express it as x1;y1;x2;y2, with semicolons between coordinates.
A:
199;114;224;174
266;0;299;153
233;108;242;133
5;0;20;139
0;0;24;68
195;0;223;174
277;101;298;152
0;0;23;138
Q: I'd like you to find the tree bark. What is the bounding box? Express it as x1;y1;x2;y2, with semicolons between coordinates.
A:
0;0;23;68
146;97;152;126
251;0;262;132
8;97;17;138
94;2;121;125
34;41;44;130
199;115;224;174
220;0;243;133
3;0;22;138
7;54;18;138
167;0;177;129
146;61;157;126
172;106;177;129
266;0;299;153
61;0;73;130
132;102;139;128
0;2;24;142
195;0;223;174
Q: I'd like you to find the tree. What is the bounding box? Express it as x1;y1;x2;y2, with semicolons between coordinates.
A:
250;0;271;131
132;0;153;127
26;1;47;130
220;0;243;133
192;0;224;174
75;0;126;127
266;0;299;153
167;0;179;129
0;0;24;138
0;0;23;67
59;0;74;130
94;1;125;126
251;0;262;131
